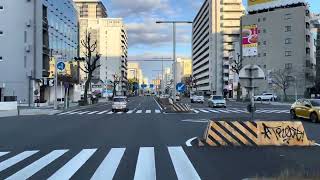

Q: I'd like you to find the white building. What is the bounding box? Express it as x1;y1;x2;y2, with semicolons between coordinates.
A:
192;0;244;96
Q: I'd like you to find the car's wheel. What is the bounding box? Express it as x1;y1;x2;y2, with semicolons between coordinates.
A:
224;106;227;108
112;109;115;112
257;97;262;101
191;100;194;103
290;109;297;119
310;112;318;123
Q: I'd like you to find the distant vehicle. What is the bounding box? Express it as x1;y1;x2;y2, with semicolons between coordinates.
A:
145;93;151;96
171;94;180;101
254;93;277;101
112;96;128;112
190;95;204;103
290;99;320;123
208;95;226;108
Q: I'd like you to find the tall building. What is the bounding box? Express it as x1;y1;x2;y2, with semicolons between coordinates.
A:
73;0;108;18
176;58;192;83
192;0;244;96
74;1;128;95
0;0;78;104
242;1;315;99
128;62;144;85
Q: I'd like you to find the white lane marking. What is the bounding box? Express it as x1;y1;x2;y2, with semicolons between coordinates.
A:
0;150;39;172
48;149;97;180
127;110;134;114
208;109;219;113
134;147;156;180
0;152;9;157
168;147;201;180
6;150;68;180
87;111;99;115
155;109;161;113
117;112;123;114
91;148;125;180
185;137;197;147
198;109;209;113
136;110;142;114
146;110;151;114
58;111;74;115
97;110;110;115
77;111;91;115
153;97;163;110
107;111;114;114
315;143;320;146
192;109;199;113
181;119;209;123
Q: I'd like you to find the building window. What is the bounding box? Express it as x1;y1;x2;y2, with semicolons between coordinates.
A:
306;10;310;16
0;6;3;10
306;48;310;55
285;26;291;32
258;18;260;22
263;29;266;33
263;53;267;56
0;56;2;61
258;53;261;57
263;65;267;69
263;17;266;21
285;51;292;56
306;35;310;42
263;41;266;45
284;13;292;20
258;42;261;45
306;22;310;29
285;38;292;44
0;31;3;35
285;63;293;69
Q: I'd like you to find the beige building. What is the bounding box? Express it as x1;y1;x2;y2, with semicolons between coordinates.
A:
74;1;128;95
192;0;244;95
128;62;144;85
176;58;192;83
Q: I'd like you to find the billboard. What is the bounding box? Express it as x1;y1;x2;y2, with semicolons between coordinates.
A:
242;25;258;57
248;0;275;6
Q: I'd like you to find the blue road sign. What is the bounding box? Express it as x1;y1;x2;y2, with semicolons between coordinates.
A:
57;61;65;71
141;84;147;89
176;83;186;92
149;84;154;89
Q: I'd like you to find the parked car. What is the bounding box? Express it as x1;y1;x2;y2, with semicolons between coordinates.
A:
254;93;277;101
190;95;204;103
112;96;128;112
208;95;226;108
290;99;320;123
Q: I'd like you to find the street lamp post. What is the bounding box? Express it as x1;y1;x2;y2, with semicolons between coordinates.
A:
156;21;192;102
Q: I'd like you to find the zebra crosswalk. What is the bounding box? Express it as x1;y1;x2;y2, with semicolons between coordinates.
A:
192;108;289;114
57;109;163;116
0;146;200;179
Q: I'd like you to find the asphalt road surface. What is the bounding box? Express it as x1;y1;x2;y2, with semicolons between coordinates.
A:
0;96;319;179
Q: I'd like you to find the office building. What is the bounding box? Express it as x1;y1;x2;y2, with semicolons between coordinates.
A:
0;0;78;104
242;2;315;99
192;0;244;95
74;0;108;18
128;62;144;85
176;58;192;83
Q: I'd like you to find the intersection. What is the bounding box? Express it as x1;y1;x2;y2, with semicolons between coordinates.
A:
0;96;320;179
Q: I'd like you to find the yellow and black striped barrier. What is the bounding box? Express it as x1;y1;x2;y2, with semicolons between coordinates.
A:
203;121;314;146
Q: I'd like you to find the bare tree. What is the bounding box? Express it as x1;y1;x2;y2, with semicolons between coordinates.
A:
271;68;293;101
230;53;242;101
77;31;101;105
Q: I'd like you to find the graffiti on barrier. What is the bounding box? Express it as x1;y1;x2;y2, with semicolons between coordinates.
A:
261;123;305;144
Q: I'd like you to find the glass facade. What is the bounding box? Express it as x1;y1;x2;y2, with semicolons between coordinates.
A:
43;0;78;60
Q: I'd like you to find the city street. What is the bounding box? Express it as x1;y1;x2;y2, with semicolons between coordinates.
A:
0;96;320;179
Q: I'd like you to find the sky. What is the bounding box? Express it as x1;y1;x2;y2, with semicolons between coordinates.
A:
103;0;320;83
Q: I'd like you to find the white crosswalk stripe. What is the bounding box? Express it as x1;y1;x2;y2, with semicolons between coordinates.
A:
48;149;97;180
193;108;290;114
127;110;134;114
168;147;201;180
0;146;200;179
136;110;142;114
6;150;68;180
107;111;114;114
97;110;110;115
155;109;161;113
91;148;125;180
0;152;9;157
0;150;39;172
88;111;99;115
77;111;91;115
146;110;151;114
134;147;156;180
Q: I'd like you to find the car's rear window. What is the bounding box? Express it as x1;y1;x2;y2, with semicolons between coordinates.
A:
212;96;223;100
310;100;320;106
114;98;126;102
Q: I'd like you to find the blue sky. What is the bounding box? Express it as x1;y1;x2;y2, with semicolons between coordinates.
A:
103;0;319;82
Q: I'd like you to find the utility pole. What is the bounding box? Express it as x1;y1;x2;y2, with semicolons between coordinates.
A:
155;21;192;102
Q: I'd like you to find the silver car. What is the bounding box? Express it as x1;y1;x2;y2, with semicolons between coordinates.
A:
208;95;226;108
112;96;128;112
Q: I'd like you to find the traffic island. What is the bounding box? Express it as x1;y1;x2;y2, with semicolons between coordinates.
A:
200;120;315;147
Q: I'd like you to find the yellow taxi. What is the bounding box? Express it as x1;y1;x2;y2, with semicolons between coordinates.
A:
290;99;320;123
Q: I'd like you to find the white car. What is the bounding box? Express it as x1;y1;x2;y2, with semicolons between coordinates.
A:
254;93;277;101
208;95;226;108
171;95;180;101
191;95;204;103
112;96;128;112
